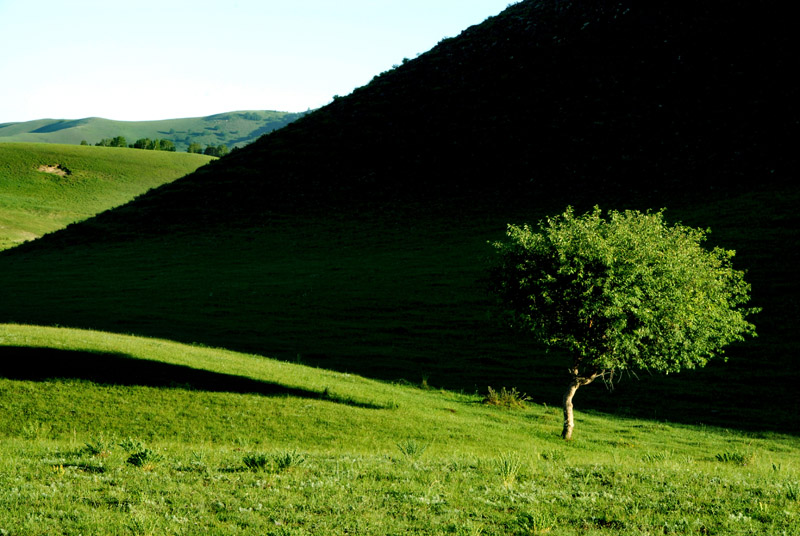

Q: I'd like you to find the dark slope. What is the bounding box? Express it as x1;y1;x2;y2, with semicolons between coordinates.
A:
54;0;797;234
1;0;798;433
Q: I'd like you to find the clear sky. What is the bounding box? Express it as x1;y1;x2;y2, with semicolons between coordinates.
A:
0;0;513;123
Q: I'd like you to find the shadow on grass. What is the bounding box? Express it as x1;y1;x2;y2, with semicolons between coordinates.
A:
0;346;383;409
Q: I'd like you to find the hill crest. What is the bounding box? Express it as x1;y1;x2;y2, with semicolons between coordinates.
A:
42;0;793;235
0;110;305;152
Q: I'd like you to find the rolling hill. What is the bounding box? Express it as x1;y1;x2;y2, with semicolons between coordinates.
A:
0;143;213;250
80;0;792;222
0;0;798;438
0;110;305;152
1;324;797;534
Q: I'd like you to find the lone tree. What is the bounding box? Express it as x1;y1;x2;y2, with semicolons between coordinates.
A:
489;207;758;440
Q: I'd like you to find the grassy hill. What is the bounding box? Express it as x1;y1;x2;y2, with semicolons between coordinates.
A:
0;143;213;249
0;187;796;432
1;0;796;432
0;110;305;152
92;0;789;221
1;324;798;534
1;0;799;531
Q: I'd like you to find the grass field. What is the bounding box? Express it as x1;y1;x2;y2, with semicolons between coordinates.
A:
1;0;798;531
1;185;798;434
0;111;304;152
0;142;212;249
1;324;798;535
0;143;797;535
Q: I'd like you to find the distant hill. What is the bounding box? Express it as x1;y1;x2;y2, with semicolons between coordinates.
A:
0;110;305;152
0;142;212;249
1;0;798;433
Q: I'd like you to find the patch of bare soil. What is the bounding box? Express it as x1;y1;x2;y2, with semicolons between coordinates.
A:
38;164;71;177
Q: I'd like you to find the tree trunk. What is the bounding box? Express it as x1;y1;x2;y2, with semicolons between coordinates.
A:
561;378;582;440
561;369;603;440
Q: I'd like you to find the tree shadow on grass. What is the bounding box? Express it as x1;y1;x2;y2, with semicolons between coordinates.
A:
0;346;383;409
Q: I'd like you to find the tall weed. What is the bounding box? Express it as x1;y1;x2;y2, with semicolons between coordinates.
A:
482;386;530;409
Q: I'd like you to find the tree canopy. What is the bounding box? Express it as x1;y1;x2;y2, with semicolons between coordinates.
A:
187;143;228;156
187;142;204;154
95;136;127;148
490;206;758;439
203;144;229;157
132;138;176;152
94;136;176;151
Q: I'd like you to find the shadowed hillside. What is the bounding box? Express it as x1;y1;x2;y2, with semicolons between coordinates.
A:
0;346;382;408
1;0;797;433
49;0;796;232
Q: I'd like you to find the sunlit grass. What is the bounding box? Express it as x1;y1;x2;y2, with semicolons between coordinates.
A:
1;324;799;534
0;142;212;249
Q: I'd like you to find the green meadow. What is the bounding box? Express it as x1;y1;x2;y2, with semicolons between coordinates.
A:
1;182;798;533
1;0;798;533
2;185;797;432
0;142;212;249
1;324;798;535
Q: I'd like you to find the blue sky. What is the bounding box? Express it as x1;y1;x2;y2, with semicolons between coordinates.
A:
0;0;513;122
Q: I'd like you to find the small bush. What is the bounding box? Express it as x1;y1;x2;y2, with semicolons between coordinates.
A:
178;451;210;474
274;449;305;471
516;510;555;534
127;448;163;468
386;398;401;410
242;452;271;471
715;450;756;466
84;434;113;457
118;437;145;453
540;449;565;462
20;420;52;440
641;450;673;463
396;439;429;461
785;482;800;502
243;450;306;472
496;452;523;489
482;386;530;409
